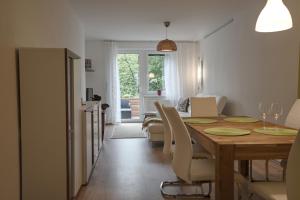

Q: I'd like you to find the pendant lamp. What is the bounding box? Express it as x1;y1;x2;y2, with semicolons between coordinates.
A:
255;0;293;32
157;21;177;52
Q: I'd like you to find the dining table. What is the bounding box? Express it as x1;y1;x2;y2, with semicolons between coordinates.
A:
185;116;297;200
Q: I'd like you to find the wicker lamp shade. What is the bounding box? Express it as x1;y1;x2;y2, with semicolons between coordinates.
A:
156;39;177;52
157;21;177;52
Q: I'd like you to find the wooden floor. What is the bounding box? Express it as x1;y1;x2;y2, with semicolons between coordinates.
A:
77;125;284;200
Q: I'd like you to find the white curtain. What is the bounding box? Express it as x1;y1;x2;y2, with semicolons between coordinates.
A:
165;53;180;106
164;42;198;105
105;41;121;124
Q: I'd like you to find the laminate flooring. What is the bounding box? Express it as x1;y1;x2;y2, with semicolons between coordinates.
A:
77;125;283;200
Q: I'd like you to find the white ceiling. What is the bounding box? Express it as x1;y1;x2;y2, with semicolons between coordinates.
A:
70;0;243;41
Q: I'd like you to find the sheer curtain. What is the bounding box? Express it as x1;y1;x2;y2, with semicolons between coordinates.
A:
164;42;198;105
105;41;121;124
165;53;180;106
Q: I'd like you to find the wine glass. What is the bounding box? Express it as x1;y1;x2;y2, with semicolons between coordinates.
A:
258;102;270;129
270;102;283;130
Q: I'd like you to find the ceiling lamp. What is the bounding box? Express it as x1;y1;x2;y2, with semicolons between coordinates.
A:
157;21;177;52
255;0;293;32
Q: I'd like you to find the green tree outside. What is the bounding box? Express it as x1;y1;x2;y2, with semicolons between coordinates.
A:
117;54;139;98
148;55;165;91
117;54;165;98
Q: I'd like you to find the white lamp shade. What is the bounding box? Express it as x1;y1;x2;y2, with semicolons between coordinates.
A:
255;0;293;32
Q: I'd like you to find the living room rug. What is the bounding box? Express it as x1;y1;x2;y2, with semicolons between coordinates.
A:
110;123;146;139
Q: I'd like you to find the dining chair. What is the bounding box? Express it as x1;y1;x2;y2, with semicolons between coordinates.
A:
190;97;218;117
154;101;211;158
240;99;300;199
154;101;172;155
285;99;300;129
280;99;300;179
160;106;215;199
264;99;300;182
246;131;300;200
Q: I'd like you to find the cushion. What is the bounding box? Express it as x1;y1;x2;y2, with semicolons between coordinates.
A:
176;98;189;112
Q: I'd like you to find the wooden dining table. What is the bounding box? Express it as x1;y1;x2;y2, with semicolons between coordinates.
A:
186;117;296;200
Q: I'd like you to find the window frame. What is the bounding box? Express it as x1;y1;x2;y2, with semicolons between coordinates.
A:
146;52;166;95
116;50;166;97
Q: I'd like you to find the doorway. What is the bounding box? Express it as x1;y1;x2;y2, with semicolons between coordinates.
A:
117;51;166;123
117;53;141;122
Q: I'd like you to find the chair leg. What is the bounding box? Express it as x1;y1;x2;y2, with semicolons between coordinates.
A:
265;160;269;181
160;180;211;199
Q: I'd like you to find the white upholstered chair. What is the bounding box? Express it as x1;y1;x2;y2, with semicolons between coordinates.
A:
154;101;211;158
247;131;300;200
285;99;300;129
286;131;300;200
154;102;172;155
264;99;300;181
160;106;215;198
237;99;300;200
280;99;300;178
190;97;218;117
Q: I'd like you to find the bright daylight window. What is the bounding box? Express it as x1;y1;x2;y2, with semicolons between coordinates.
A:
117;54;139;99
147;54;165;93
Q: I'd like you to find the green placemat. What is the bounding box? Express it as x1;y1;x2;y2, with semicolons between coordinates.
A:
224;117;259;123
204;127;251;136
254;127;298;136
183;118;218;124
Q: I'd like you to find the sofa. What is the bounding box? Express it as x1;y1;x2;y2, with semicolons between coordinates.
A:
145;94;228;142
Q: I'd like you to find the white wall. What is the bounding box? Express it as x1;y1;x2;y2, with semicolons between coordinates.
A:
85;41;158;103
200;0;300;123
85;41;198;105
0;0;85;199
0;2;19;200
85;40;107;101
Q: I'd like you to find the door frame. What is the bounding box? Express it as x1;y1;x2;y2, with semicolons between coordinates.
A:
117;50;144;122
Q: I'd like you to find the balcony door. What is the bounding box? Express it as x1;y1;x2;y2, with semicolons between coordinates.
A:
117;51;165;122
117;53;141;122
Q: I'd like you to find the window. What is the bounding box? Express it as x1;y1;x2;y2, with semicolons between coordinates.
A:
147;54;165;92
117;54;139;98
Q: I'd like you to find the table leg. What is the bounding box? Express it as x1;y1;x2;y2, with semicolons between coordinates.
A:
215;144;235;200
239;160;249;177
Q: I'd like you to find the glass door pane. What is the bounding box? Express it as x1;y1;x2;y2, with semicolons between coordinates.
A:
117;54;141;122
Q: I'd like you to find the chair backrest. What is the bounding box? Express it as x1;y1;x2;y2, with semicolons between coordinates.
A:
162;106;193;183
190;97;218;117
195;94;227;114
154;102;172;155
286;131;300;200
285;99;300;129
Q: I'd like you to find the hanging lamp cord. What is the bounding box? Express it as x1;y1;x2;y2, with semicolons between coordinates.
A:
164;21;170;39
